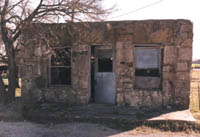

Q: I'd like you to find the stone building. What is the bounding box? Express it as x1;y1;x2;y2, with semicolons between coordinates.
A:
18;19;193;109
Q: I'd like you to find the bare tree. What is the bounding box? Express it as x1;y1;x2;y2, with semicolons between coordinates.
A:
0;0;112;103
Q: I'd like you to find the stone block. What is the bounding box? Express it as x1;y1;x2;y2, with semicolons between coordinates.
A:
164;46;177;65
116;92;124;105
180;24;193;33
163;65;175;72
79;78;88;89
163;72;176;80
124;92;132;104
151;91;162;108
127;92;141;107
142;95;152;108
124;83;133;89
176;72;190;80
178;48;192;61
122;78;133;83
176;80;190;90
124;47;133;62
44;90;56;102
79;95;88;104
181;39;193;47
116;88;123;92
162;80;174;106
150;28;172;43
163;80;172;92
163;66;171;72
174;87;190;108
116;41;133;63
177;62;188;71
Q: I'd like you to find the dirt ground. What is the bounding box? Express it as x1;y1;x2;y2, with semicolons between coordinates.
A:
0;103;200;137
0;122;199;137
0;122;118;137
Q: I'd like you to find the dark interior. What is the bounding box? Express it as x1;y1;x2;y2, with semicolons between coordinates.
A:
51;67;71;85
135;69;160;77
98;58;113;72
90;46;95;102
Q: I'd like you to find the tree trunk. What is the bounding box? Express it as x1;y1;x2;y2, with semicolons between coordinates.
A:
0;75;7;104
7;59;17;102
1;0;18;103
5;42;18;103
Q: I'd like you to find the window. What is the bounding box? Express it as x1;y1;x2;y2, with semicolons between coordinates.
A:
96;48;113;72
134;46;162;89
51;47;71;85
98;58;113;72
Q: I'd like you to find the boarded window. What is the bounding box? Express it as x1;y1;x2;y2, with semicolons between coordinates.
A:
134;47;161;89
135;48;159;69
51;48;71;85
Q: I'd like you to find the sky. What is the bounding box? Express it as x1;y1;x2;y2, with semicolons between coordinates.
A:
103;0;200;60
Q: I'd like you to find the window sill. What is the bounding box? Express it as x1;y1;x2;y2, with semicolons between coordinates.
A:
48;84;72;88
133;88;162;92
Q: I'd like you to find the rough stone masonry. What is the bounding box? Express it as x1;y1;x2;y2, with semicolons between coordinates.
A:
17;19;193;110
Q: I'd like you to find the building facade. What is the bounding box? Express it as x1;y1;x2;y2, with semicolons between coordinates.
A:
18;20;193;109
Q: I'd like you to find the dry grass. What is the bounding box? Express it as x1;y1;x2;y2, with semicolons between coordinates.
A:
190;69;200;130
117;120;200;136
192;64;200;69
190;70;200;112
128;126;161;135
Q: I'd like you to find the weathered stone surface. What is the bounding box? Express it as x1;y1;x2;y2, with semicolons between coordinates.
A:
130;90;163;109
163;66;171;72
176;72;190;80
178;48;192;61
164;46;177;65
150;28;173;43
177;62;188;71
116;93;124;106
43;86;77;104
163;72;176;80
176;80;190;90
181;39;193;47
175;87;190;108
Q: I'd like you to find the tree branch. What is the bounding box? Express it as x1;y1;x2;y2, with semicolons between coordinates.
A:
13;0;44;42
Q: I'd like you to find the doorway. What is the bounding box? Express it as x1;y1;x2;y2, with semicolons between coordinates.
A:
90;46;116;104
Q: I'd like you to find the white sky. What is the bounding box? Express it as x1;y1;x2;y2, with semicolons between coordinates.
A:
104;0;200;60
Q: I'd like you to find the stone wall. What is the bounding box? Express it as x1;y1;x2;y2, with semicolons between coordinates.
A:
18;20;193;109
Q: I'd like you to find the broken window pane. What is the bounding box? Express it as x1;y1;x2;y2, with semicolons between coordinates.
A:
51;48;71;85
51;48;71;66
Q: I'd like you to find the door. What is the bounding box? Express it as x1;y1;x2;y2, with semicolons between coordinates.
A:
94;47;116;104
